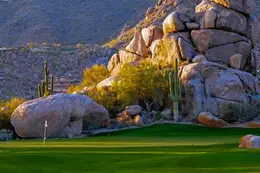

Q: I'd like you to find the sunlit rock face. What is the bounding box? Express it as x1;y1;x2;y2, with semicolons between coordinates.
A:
106;0;260;122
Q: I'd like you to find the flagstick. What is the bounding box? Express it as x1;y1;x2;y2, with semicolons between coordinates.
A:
43;120;47;146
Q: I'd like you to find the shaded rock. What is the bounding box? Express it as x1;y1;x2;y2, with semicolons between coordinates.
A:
163;11;186;34
246;15;260;47
178;14;190;23
126;28;149;56
191;29;250;53
181;62;260;119
205;41;252;69
239;135;260;148
141;25;164;47
186;22;200;30
251;43;260;76
11;94;109;138
230;54;242;69
161;109;172;120
192;54;207;63
198;112;228;128
178;37;197;61
212;0;256;15
196;0;248;35
125;105;142;117
173;0;202;20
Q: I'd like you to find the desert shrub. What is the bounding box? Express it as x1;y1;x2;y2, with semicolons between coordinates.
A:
114;60;170;112
222;102;260;123
67;60;174;117
67;64;110;94
0;98;25;130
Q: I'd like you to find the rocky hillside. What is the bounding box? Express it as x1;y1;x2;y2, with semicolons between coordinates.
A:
0;0;157;47
106;0;260;49
0;45;114;100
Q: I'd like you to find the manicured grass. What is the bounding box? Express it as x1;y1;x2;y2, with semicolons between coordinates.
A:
1;124;260;173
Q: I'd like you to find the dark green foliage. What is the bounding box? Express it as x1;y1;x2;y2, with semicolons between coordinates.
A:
222;102;260;123
37;61;54;97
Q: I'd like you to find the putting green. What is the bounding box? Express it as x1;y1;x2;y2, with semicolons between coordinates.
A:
1;124;260;173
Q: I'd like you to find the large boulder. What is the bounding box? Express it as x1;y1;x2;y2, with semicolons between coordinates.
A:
198;112;228;128
205;41;252;69
125;105;142;117
141;25;164;47
191;29;250;53
153;32;197;65
211;0;256;15
11;94;109;138
196;0;248;35
110;50;142;75
162;11;186;34
180;61;260;119
239;135;260;148
126;28;149;56
173;0;202;20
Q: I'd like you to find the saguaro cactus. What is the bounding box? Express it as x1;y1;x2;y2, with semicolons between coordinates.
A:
169;58;182;122
37;61;54;97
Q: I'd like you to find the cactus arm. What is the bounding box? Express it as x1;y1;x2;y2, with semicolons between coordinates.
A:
50;74;54;94
38;84;42;97
41;80;45;96
44;61;49;93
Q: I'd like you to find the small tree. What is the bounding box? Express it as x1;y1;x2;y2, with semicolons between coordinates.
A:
115;60;169;112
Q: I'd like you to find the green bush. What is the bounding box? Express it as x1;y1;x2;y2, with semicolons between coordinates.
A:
67;61;174;117
0;98;25;130
114;60;169;111
67;64;110;94
222;102;260;123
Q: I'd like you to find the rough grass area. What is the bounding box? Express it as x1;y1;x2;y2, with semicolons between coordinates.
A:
1;124;260;173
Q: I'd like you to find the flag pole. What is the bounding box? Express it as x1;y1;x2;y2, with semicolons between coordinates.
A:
43;120;48;146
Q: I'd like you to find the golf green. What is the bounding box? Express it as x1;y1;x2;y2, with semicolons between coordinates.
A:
1;124;260;173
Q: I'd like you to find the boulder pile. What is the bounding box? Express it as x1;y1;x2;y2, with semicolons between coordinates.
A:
106;0;260;124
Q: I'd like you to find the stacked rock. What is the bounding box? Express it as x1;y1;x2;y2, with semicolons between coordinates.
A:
105;0;260;122
193;0;259;71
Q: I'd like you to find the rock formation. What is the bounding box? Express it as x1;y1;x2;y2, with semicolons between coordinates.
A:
106;0;260;124
11;94;109;138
